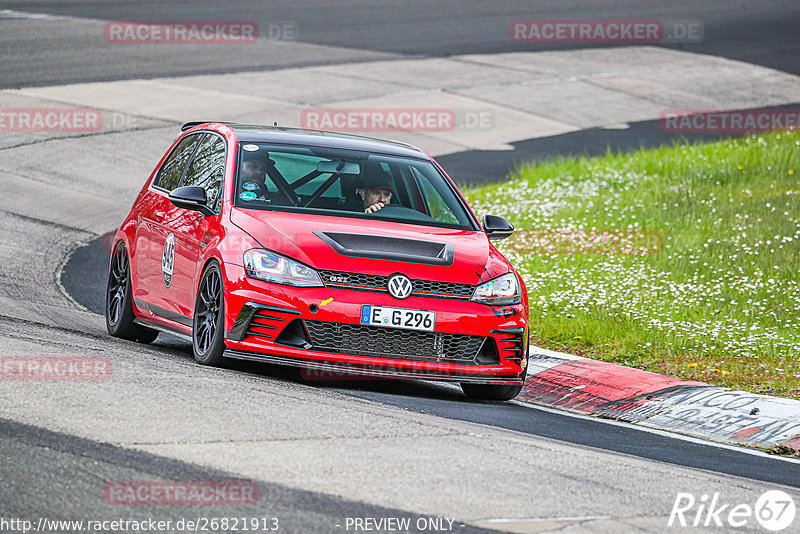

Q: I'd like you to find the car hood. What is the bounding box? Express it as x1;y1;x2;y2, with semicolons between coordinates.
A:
229;208;512;285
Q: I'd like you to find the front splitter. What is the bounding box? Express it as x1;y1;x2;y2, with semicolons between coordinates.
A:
224;349;523;384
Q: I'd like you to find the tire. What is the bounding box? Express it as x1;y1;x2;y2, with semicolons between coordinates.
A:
461;367;527;401
192;261;226;366
105;241;159;343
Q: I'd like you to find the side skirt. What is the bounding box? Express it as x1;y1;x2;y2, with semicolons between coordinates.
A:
133;319;192;342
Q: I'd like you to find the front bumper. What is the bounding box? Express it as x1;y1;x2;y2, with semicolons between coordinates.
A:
222;264;528;383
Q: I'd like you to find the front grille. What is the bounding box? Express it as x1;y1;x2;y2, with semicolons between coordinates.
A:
304;320;486;364
318;270;474;299
319;271;386;291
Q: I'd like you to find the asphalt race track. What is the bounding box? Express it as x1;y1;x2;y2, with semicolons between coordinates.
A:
62;233;800;489
2;0;799;87
2;2;800;533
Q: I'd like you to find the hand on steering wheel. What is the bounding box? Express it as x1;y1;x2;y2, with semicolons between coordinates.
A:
364;202;386;213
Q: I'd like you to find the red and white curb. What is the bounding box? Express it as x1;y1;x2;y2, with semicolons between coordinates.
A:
520;348;800;450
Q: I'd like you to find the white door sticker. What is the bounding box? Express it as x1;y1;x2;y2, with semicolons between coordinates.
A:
162;232;175;288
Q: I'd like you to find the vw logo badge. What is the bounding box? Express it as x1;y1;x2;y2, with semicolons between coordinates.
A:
387;274;413;299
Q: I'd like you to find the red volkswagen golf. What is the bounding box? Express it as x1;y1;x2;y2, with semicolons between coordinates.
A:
106;122;528;400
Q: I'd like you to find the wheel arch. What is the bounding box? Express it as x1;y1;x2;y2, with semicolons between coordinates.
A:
193;254;226;323
109;223;145;312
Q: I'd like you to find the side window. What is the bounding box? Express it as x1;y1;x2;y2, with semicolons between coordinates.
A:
156;134;202;191
410;166;460;224
181;134;226;212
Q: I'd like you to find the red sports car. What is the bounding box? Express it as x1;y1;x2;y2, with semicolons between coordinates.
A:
106;122;528;400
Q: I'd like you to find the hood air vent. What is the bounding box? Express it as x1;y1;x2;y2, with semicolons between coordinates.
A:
314;231;454;266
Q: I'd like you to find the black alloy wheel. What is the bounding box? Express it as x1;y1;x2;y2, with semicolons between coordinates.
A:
193;261;226;365
105;241;158;343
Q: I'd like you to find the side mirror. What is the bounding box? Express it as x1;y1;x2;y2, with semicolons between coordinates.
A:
169;186;213;216
482;214;514;240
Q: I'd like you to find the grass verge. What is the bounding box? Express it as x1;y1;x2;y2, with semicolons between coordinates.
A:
464;130;800;398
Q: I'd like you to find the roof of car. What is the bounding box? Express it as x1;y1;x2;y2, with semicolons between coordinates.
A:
182;122;428;159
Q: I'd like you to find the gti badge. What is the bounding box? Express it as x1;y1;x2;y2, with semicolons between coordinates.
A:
387;273;413;299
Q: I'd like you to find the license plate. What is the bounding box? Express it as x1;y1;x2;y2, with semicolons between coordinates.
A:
360;305;435;332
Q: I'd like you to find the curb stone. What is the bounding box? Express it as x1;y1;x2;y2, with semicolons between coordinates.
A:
522;348;800;450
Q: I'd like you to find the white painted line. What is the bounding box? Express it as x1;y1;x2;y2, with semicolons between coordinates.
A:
529;345;587;361
475;516;611;523
54;235;97;313
0;10;58;20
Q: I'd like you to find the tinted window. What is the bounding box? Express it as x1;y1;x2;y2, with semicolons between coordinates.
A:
181;134;226;212
156;134;201;191
233;144;476;230
278;152;342;197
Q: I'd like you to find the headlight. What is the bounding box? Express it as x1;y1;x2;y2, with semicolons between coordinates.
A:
471;273;521;305
243;249;323;287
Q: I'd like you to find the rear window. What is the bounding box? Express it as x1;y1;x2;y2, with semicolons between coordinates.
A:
233;143;476;230
181;134;226;213
156;134;202;191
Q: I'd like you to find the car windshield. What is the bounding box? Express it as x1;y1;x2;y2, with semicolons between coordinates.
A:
233;143;476;230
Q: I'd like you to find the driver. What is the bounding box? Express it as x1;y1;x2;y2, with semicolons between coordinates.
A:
360;171;395;213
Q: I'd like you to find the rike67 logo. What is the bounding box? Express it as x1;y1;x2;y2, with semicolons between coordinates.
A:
669;490;796;531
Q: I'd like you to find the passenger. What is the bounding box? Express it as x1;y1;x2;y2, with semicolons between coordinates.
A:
239;151;271;199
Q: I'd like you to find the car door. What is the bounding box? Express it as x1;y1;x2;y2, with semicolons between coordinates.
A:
162;132;227;321
134;132;202;321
